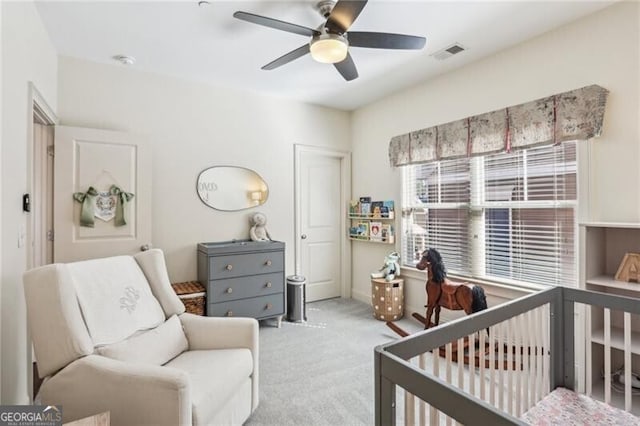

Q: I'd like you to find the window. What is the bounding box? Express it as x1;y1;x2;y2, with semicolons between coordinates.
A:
402;141;577;287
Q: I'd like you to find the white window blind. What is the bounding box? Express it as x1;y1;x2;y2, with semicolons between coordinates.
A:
402;159;471;274
402;141;577;287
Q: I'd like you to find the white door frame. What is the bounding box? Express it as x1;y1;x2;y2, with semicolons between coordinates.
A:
294;144;352;298
27;82;58;269
26;82;58;402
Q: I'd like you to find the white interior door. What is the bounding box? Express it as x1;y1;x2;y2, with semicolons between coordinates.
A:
53;126;151;262
297;147;349;302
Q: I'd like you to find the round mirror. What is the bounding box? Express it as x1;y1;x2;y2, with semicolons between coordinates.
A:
197;166;268;211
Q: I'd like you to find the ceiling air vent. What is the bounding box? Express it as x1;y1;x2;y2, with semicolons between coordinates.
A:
431;43;466;61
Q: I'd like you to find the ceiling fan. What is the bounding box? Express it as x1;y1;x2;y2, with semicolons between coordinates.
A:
233;0;426;81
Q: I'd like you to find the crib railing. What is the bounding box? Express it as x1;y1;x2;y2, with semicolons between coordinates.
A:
375;286;640;425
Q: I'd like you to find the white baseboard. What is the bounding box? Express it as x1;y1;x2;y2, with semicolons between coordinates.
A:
351;288;370;305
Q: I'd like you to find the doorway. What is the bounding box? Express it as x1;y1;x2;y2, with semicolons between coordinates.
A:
294;145;351;302
30;109;55;268
27;83;58;402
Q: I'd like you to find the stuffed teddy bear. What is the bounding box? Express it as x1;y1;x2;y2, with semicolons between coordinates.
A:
250;212;272;242
370;251;401;282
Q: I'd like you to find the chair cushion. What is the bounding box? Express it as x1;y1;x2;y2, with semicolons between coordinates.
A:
164;349;253;425
97;315;188;365
67;256;165;345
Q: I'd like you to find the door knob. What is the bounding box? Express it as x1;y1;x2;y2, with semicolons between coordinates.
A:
301;234;307;239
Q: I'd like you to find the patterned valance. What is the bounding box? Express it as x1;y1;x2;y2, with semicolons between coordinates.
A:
388;85;609;167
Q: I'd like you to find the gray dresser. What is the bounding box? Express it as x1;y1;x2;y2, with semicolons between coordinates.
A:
197;240;285;326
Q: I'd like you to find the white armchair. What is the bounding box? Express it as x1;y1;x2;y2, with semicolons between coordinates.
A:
23;249;259;426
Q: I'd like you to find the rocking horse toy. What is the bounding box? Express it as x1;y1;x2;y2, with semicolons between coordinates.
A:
384;247;492;367
416;248;488;329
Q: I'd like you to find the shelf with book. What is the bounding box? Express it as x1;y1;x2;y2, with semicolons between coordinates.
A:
348;198;396;244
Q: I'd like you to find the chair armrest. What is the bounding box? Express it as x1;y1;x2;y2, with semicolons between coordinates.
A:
179;313;258;352
39;355;191;426
179;313;260;411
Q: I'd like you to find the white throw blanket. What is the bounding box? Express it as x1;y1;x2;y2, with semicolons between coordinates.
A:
68;256;165;346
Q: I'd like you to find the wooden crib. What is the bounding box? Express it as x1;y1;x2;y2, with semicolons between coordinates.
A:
374;286;640;425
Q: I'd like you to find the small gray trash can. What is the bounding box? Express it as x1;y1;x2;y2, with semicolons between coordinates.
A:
286;275;307;322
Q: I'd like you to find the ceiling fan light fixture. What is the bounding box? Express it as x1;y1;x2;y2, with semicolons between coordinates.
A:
310;33;348;64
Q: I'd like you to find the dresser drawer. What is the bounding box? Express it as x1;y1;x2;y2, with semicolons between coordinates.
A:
208;273;283;302
209;294;284;319
208;252;284;280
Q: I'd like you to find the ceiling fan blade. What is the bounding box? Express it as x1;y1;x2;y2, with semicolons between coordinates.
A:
234;11;319;37
325;0;368;34
348;32;426;50
262;44;311;70
334;52;358;81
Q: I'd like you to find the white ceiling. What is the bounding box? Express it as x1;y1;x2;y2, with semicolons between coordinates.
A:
35;1;615;111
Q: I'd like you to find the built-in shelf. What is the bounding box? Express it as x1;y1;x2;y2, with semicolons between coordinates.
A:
591;327;640;354
586;275;640;293
581;222;640;410
590;379;640;416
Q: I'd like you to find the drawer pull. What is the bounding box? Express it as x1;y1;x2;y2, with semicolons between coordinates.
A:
226;264;233;271
265;282;272;288
265;260;272;266
226;310;233;317
265;303;273;310
226;287;233;294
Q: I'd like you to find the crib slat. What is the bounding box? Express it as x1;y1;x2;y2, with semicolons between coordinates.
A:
506;318;514;415
586;305;592;397
515;314;523;416
497;321;505;410
542;303;550;395
479;326;486;401
429;348;439;426
453;337;465;426
535;306;543;403
458;337;464;390
445;342;453;426
469;332;476;397
523;310;531;411
405;357;415;425
624;312;631;412
604;308;611;404
530;309;538;406
416;353;426;426
489;324;496;406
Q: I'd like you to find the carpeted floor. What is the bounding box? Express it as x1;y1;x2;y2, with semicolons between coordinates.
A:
245;297;424;426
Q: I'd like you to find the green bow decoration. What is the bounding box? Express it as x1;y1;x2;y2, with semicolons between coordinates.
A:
110;185;134;227
73;186;99;227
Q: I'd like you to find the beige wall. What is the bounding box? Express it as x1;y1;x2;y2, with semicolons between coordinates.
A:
1;1;58;404
57;57;351;283
350;2;640;314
